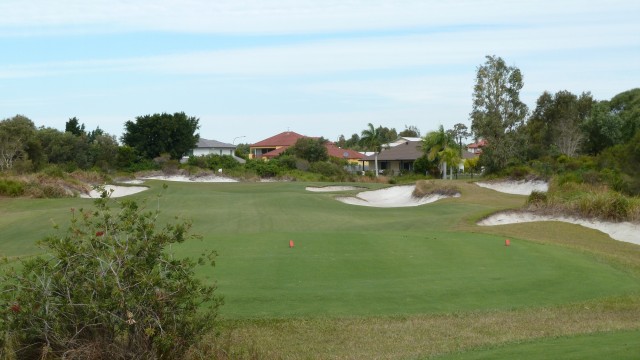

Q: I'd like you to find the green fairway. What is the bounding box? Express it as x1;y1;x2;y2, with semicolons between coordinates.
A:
1;180;640;358
433;329;640;360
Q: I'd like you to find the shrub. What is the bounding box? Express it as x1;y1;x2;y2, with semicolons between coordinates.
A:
0;178;25;197
527;190;548;207
0;187;221;359
412;180;460;198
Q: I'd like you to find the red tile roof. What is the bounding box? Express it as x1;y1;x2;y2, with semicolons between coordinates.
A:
325;143;364;160
251;131;306;147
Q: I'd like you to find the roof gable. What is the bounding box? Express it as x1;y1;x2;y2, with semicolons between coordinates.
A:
197;138;235;148
364;141;423;161
251;131;306;147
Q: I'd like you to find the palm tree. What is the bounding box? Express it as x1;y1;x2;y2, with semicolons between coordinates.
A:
360;123;383;177
422;125;458;179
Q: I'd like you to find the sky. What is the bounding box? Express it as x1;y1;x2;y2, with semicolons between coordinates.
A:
1;0;639;145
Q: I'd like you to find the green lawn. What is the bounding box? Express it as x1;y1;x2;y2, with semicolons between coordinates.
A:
433;329;640;360
1;180;639;358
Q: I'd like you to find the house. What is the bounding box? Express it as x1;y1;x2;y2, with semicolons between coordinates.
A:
185;138;246;164
385;137;422;148
249;131;306;159
191;138;236;157
362;140;423;174
467;139;487;154
250;131;364;171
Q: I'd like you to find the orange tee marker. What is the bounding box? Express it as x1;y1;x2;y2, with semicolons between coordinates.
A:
289;240;294;248
505;239;511;246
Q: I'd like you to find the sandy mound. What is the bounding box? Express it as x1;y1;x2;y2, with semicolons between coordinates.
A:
475;180;548;195
478;212;640;245
142;175;238;183
80;185;148;199
336;185;459;208
306;186;364;192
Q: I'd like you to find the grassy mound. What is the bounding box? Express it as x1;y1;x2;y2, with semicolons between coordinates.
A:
412;179;461;198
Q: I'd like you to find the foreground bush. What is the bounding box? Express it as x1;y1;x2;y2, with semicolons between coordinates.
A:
0;187;221;359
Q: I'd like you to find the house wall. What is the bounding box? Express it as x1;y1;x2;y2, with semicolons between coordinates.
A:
193;148;234;157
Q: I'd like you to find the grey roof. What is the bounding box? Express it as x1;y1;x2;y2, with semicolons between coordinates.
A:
363;141;423;161
196;138;236;149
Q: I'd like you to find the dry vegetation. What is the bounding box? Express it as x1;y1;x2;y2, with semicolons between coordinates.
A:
526;181;640;223
412;180;461;198
187;296;640;360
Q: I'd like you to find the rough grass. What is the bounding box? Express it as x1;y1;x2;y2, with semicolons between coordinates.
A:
193;296;640;359
413;179;461;197
526;179;640;223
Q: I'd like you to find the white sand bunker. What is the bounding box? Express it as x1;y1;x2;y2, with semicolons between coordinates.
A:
142;175;238;183
306;186;363;192
475;180;548;195
336;185;459;208
80;185;148;199
478;212;640;245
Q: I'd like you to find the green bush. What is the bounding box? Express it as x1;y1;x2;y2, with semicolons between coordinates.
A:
0;179;25;197
527;190;548;207
0;188;221;359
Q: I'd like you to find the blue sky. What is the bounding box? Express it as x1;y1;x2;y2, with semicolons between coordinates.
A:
1;0;639;144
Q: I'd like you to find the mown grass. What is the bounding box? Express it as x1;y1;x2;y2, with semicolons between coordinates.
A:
1;179;639;359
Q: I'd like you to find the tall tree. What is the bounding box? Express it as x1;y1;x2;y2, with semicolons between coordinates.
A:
65;117;85;136
122;112;200;160
470;55;528;172
449;123;471;156
360;123;383;176
399;125;421;137
526;90;593;158
0;115;37;171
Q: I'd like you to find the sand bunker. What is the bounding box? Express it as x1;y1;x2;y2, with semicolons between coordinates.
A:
478;212;640;245
142;175;238;183
475;180;548;195
80;185;148;199
336;185;459;208
306;186;363;192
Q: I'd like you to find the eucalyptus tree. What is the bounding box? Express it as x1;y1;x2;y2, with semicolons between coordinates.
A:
470;55;528;172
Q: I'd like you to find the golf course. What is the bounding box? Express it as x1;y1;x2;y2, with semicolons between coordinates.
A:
2;179;639;359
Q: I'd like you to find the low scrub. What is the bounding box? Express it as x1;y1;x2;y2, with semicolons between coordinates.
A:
412;180;460;198
526;179;640;223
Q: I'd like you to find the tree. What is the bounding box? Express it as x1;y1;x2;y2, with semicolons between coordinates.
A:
609;88;640;143
65;117;85;136
399;125;421;137
0;115;37;171
287;137;329;163
526;90;593;158
122;112;200;160
582;101;624;155
0;189;221;359
422;125;458;179
360;123;383;176
470;55;528;172
449;123;471;156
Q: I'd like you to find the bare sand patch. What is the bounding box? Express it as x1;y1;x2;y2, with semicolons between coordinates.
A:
478;212;640;245
142;175;238;183
306;186;364;192
336;185;459;208
475;180;548;195
80;185;148;199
